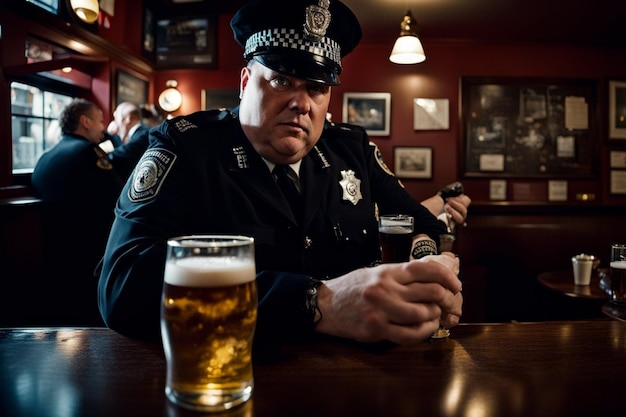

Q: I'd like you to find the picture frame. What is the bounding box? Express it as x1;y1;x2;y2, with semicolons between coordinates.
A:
155;15;217;69
609;80;626;140
393;146;432;179
610;170;626;194
460;77;598;178
141;7;155;62
413;98;449;130
342;92;391;136
201;89;240;111
115;70;149;106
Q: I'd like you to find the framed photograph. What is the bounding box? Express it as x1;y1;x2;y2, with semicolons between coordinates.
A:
610;170;626;194
413;98;449;130
155;15;217;69
609;80;626;140
115;70;149;106
342;92;391;136
201;89;240;111
461;77;598;178
393;146;432;179
141;7;155;61
610;151;626;168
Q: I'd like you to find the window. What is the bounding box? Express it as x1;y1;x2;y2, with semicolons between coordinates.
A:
26;0;58;14
11;82;73;173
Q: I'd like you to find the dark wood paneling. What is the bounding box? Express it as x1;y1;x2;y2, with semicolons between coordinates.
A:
457;205;624;323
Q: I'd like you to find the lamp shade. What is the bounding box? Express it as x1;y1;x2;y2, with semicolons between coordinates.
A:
389;9;426;65
389;35;425;64
70;0;100;24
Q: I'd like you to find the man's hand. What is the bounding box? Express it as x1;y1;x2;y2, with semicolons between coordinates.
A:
444;194;471;226
315;255;462;345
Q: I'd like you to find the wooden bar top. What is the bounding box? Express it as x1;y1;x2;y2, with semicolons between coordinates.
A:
1;321;625;417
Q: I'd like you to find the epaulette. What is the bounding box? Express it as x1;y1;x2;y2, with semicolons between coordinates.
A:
323;121;368;141
164;109;236;136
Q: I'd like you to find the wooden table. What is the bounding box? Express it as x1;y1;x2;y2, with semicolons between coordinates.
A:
537;270;609;299
2;322;626;417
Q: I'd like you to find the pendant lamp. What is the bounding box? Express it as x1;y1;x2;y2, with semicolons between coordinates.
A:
389;9;426;64
70;0;100;24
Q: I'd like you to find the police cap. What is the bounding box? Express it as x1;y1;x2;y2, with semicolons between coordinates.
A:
231;0;362;86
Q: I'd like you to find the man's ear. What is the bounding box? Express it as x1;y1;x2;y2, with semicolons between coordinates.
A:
239;66;251;98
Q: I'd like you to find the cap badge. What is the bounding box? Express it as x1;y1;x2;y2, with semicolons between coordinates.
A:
304;0;331;41
339;169;362;205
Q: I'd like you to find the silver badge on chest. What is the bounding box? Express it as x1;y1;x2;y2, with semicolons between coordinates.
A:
339;169;362;205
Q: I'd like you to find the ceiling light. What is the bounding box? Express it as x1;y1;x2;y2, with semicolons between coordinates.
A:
389;9;426;65
70;0;100;24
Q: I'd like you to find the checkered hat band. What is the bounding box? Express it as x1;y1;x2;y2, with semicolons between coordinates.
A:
244;28;342;66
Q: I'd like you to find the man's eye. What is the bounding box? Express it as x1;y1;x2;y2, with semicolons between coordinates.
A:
308;84;329;95
271;76;290;87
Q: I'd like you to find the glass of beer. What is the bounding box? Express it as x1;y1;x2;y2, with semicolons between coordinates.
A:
610;243;626;305
161;235;257;412
378;214;414;263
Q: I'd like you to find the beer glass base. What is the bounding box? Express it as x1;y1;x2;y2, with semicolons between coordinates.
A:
602;302;626;322
165;383;253;412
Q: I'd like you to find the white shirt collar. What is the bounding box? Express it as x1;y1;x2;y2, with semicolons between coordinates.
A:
264;159;302;177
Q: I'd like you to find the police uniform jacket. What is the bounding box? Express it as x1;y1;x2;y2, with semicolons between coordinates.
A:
97;110;447;342
108;123;151;179
31;133;124;314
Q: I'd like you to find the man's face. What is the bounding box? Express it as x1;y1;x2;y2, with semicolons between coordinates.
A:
238;61;331;165
83;108;105;144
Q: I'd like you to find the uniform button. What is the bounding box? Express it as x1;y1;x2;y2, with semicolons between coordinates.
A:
303;236;312;248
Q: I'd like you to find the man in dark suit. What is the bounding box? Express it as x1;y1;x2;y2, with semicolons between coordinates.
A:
108;101;151;179
98;0;469;344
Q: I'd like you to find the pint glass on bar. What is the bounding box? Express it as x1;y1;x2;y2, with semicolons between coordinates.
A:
610;243;626;305
378;214;414;263
161;235;257;412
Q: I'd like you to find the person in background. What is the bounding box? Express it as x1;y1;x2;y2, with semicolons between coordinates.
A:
139;103;163;128
107;101;151;179
98;0;470;344
31;98;124;325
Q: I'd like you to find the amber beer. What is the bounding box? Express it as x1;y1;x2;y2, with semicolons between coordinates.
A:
378;215;414;263
161;236;257;412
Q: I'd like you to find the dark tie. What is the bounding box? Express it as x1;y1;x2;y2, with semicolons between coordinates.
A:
273;165;303;220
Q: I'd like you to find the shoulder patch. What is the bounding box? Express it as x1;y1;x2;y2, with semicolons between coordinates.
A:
370;141;395;177
129;148;177;202
93;146;113;170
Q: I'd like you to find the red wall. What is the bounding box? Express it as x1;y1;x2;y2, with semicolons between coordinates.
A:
117;9;626;205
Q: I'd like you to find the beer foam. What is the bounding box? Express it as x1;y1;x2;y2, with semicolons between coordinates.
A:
164;257;256;287
610;260;626;270
379;225;412;234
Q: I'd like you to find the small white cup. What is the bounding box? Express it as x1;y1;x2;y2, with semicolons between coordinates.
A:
572;254;596;285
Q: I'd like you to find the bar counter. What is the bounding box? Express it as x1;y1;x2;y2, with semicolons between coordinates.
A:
1;320;625;417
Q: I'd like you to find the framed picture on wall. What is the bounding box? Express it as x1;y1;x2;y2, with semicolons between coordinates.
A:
413;98;449;130
609;80;626;140
155;15;217;69
460;77;598;178
342;92;391;136
115;70;149;106
393;146;432;179
201;89;240;111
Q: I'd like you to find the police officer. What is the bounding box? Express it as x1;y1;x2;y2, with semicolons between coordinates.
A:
32;98;124;325
97;0;467;344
